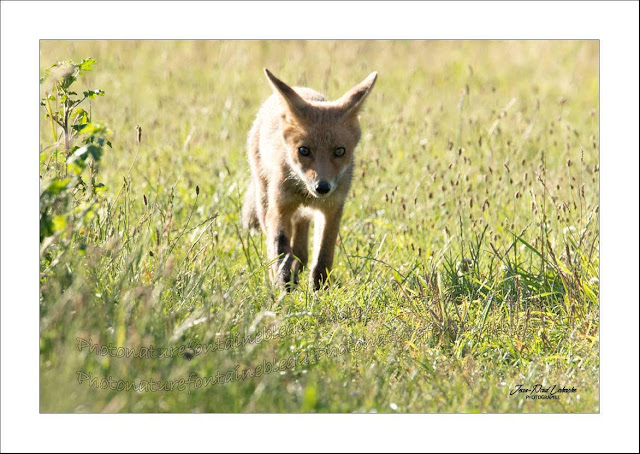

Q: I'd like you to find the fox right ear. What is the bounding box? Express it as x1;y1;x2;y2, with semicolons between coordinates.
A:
264;69;308;117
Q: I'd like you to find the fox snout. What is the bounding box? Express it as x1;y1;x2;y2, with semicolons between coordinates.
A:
306;179;334;198
316;181;331;195
301;167;340;198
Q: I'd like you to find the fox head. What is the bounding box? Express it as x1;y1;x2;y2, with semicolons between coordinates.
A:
265;69;377;199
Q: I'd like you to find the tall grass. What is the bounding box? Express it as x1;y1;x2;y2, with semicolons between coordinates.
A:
39;40;599;413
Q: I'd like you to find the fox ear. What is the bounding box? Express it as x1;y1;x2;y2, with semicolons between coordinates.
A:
264;68;308;117
337;71;378;118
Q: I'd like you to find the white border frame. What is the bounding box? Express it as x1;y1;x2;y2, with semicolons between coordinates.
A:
2;1;639;452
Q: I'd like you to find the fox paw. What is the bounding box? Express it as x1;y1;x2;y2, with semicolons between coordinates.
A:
272;256;296;291
311;268;330;291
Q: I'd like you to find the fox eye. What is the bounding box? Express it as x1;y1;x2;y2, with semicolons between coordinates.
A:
334;147;346;157
298;146;311;157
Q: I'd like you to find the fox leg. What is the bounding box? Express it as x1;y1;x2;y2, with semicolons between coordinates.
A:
290;214;310;283
311;205;344;290
241;181;259;230
265;200;298;289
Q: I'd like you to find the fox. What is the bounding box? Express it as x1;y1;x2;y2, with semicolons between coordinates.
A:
242;68;378;290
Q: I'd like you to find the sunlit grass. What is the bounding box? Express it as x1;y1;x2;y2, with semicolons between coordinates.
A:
39;40;599;413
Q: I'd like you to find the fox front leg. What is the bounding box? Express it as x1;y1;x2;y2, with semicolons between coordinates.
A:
311;206;344;290
265;205;297;290
290;215;310;283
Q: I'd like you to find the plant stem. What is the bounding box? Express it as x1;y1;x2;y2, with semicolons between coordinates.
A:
44;96;57;143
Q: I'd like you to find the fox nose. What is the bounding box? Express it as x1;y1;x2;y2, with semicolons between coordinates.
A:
316;181;331;195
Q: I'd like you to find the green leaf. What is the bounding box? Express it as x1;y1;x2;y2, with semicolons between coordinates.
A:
83;89;105;99
96;137;110;147
59;73;77;90
52;215;67;232
72;107;89;124
45;178;72;195
40;213;54;242
68;144;103;164
87;144;103;161
300;385;318;412
78;58;96;73
77;122;112;137
94;183;107;195
67;161;84;175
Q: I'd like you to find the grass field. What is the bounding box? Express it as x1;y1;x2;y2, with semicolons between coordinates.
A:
39;40;599;413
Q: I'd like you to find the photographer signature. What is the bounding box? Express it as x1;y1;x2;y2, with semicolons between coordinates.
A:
510;384;577;398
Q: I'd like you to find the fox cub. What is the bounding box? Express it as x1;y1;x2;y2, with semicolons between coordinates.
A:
242;69;377;290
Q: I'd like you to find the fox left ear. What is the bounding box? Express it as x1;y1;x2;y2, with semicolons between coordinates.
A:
337;71;378;118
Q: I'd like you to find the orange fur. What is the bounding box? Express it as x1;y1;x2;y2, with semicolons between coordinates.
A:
242;69;377;290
